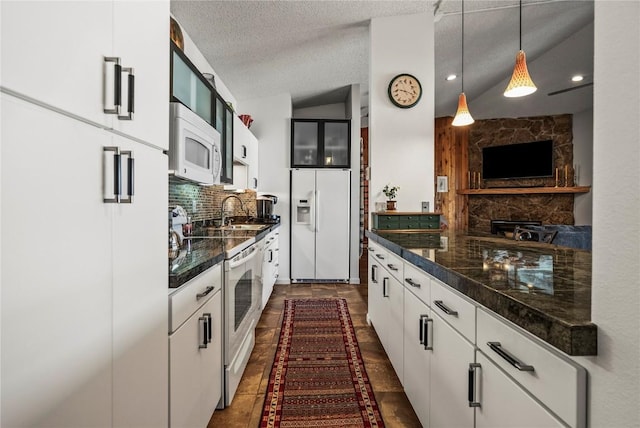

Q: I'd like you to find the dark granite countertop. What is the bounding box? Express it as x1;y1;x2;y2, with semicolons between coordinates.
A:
169;223;280;289
366;230;597;356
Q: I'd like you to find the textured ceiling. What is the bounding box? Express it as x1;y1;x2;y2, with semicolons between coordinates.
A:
171;0;594;119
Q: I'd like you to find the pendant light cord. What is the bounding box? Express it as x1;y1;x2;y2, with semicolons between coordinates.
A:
519;0;522;50
461;0;465;92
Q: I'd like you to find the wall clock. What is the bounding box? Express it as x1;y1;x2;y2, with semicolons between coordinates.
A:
388;73;422;108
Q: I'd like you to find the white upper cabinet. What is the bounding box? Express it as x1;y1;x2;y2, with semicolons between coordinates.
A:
1;1;169;150
231;115;259;190
112;1;169;148
1;1;113;126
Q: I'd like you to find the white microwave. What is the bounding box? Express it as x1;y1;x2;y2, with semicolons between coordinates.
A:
169;102;222;185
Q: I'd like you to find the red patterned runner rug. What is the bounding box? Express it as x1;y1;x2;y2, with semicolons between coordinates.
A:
260;298;384;428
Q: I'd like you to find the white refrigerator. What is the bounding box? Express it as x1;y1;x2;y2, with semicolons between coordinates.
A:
291;169;351;281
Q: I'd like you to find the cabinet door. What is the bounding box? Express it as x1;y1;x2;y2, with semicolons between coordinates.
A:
234;115;249;163
403;290;431;426
1;94;113;427
201;291;223;420
475;352;564;428
386;274;405;383
323;121;350;167
111;138;168;427
367;253;383;329
292;120;319;166
247;131;259;190
112;0;169;149
1;1;112;126
429;311;475;428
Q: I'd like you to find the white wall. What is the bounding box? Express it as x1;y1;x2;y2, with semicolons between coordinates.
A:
293;103;346;119
572;108;593;225
238;94;293;283
369;13;435;215
573;3;640;427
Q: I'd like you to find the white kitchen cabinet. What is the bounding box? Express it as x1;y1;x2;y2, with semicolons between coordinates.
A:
1;94;114;428
169;265;223;428
1;0;169;149
383;273;405;383
367;243;384;329
231;115;259;190
247;130;259;190
475;351;563;428
403;289;431;426
261;229;279;308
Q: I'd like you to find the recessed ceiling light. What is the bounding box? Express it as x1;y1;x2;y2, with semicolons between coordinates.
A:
446;74;457;81
571;75;584;82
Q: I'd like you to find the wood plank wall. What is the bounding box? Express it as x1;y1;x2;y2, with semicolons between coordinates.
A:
434;117;469;231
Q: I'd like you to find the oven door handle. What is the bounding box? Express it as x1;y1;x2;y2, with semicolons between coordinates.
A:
229;247;259;269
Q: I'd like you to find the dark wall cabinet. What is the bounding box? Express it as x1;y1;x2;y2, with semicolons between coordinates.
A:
170;41;233;184
291;119;350;168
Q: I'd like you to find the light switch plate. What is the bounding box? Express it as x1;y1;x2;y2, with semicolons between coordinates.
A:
421;201;429;212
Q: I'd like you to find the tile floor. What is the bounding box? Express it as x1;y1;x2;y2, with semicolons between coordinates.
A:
207;252;421;427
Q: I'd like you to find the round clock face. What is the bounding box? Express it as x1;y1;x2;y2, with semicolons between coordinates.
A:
388;74;422;108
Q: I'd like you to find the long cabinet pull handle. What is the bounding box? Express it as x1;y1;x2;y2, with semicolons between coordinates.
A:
371;265;378;284
405;278;421;288
434;300;458;316
198;316;208;349
382;277;389;297
104;57;121;115
375;254;385;260
196;286;214;300
387;263;398;271
118;150;134;204
204;313;212;344
468;363;481;407
419;315;432;350
103;146;121;203
118;67;134;120
487;342;535;372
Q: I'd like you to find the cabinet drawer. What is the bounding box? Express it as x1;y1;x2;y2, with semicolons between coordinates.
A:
169;263;222;333
369;242;389;265
477;308;587;428
382;249;404;283
431;279;476;343
403;262;431;307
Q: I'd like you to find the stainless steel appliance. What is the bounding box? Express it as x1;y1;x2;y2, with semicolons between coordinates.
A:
256;194;278;220
223;240;261;406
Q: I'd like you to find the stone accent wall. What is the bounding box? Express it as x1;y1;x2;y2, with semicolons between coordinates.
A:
168;177;257;224
468;114;575;233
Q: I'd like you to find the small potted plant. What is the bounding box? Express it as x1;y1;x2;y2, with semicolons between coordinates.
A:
383;184;400;211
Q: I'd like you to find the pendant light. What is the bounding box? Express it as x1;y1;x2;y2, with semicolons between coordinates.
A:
504;0;537;97
452;0;474;127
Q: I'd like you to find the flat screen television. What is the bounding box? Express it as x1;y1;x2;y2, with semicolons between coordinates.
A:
482;140;554;180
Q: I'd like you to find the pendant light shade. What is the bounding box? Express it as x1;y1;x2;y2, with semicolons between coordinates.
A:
504;1;537;97
452;0;474;127
452;93;474;126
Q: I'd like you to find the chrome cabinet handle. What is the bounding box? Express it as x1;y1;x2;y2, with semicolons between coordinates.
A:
375;254;385;260
371;264;378;284
487;342;535;372
405;278;420;288
434;300;458;316
117;67;134;120
196;286;214;300
119;150;134;204
382;277;389;297
468;363;481;407
198;316;208;349
204;313;212;343
103;146;121;203
387;263;398;271
419;315;433;350
104;57;121;115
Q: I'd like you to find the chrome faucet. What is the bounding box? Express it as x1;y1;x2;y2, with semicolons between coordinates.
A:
220;194;248;226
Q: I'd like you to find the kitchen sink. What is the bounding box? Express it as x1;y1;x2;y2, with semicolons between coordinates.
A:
220;224;265;231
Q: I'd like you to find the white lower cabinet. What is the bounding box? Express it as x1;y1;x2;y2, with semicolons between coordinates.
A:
369;241;588;428
474;351;563;428
261;229;279;307
169;264;223;428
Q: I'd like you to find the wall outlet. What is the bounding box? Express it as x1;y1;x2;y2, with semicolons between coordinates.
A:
421;201;429;212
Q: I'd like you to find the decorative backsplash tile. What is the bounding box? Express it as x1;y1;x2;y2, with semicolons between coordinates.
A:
168;177;257;223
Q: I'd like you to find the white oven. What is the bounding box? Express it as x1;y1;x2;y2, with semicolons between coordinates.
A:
223;241;261;406
169;102;222;185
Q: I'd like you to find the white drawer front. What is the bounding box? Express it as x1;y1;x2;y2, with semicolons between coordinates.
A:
383;249;404;283
477;308;587;428
403;261;431;307
431;278;476;343
169;263;222;333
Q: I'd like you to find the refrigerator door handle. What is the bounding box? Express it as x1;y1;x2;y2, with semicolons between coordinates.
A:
316;190;320;233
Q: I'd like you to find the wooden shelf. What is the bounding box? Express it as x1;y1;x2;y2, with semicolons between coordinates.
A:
457;186;591;195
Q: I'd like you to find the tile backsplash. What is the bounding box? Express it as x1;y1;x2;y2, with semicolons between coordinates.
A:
168;177;257;223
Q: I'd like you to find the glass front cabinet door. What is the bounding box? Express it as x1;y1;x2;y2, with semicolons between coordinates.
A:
291;119;350;168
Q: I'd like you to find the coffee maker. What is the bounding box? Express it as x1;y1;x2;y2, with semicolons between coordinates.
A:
256;194;279;223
